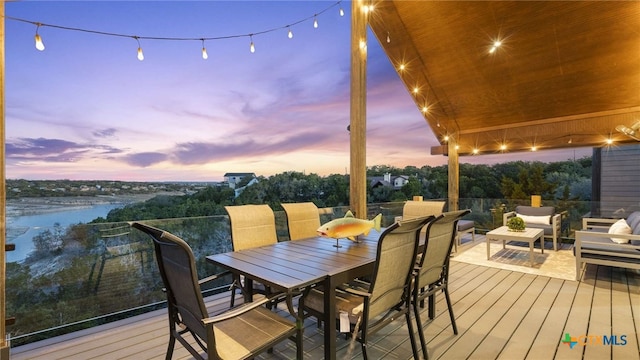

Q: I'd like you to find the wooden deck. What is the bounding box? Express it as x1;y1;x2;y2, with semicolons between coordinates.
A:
10;238;640;360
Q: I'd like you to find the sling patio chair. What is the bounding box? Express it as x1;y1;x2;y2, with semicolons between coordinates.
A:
412;209;471;360
281;202;321;241
225;204;279;307
299;215;435;360
131;222;302;360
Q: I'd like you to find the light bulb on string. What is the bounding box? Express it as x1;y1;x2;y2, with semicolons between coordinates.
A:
313;15;318;28
387;31;391;43
287;26;293;39
249;35;255;53
34;23;45;51
340;6;345;16
201;39;208;60
135;36;144;61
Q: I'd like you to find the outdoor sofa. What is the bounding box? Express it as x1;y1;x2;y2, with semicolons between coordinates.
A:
503;205;561;251
574;211;640;281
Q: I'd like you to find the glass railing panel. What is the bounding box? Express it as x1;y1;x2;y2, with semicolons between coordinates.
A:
6;199;600;346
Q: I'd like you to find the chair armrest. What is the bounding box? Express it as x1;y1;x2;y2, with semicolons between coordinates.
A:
202;297;271;325
582;217;618;230
198;270;230;286
551;213;561;231
503;211;516;225
342;286;372;298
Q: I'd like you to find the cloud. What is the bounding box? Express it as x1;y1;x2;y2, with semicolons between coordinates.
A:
122;152;169;167
170;130;335;165
92;128;117;138
6;137;123;162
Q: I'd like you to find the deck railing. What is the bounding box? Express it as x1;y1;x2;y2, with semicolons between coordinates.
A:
5;198;595;347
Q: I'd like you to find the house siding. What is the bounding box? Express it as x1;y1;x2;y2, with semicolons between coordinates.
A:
598;143;640;217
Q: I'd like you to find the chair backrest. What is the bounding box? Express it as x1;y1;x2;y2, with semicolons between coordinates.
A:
131;222;209;342
281;202;321;240
366;215;434;320
416;209;471;289
403;200;445;220
225;204;278;251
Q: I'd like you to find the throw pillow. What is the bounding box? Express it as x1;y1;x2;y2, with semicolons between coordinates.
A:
608;218;632;244
517;213;550;225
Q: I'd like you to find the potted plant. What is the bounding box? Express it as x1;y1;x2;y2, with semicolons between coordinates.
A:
507;216;526;232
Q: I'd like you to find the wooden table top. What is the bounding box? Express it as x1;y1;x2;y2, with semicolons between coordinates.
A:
206;231;381;292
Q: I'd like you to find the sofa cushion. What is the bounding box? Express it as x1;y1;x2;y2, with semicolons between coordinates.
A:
517;214;550;225
626;211;640;233
609;218;632;244
457;219;474;231
515;205;555;217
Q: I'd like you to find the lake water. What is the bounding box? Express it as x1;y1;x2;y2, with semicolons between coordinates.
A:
6;204;124;263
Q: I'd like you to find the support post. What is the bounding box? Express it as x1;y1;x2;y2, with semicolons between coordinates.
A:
349;0;367;219
448;136;459;212
0;2;9;359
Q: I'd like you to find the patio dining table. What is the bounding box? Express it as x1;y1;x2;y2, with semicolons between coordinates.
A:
206;230;383;359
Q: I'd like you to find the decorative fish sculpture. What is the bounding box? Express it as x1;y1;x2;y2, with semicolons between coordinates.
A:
317;210;382;241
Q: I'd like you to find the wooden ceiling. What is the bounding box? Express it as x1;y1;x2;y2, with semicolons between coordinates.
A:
368;1;640;156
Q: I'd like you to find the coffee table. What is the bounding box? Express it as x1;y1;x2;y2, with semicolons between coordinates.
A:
486;226;544;267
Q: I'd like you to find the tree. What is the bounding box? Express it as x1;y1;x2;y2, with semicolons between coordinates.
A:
401;176;422;198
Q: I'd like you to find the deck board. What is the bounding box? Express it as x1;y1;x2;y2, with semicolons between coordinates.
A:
9;237;640;360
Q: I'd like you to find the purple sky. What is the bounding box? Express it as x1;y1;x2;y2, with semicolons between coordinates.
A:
5;1;591;182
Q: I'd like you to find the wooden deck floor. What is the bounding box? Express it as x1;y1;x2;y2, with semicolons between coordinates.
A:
10;238;640;360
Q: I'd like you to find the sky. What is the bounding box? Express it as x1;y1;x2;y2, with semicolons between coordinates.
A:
5;1;591;182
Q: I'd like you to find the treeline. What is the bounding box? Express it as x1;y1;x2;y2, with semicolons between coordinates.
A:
5;179;199;199
97;158;591;223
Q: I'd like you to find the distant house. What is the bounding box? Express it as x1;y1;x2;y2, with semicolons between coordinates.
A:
369;173;409;189
223;172;256;189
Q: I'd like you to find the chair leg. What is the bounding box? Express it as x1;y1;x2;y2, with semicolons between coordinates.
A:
165;334;176;360
428;294;436;319
361;342;368;360
444;287;458;335
413;298;429;360
405;311;420;360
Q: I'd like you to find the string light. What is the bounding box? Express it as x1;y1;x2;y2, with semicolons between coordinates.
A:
531;145;537;151
421;106;428;113
249;34;255;53
500;144;507;151
135;36;144;61
201;39;208;60
7;1;344;59
386;31;391;43
472;148;479;154
444;135;449;142
398;64;406;71
606;138;614;145
34;23;45;51
489;40;502;54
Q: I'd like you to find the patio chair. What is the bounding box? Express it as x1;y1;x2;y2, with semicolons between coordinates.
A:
413;209;471;360
225;204;279;307
131;222;302;360
299;215;435;360
402;200;445;221
281;202;321;240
